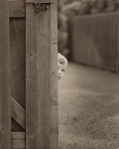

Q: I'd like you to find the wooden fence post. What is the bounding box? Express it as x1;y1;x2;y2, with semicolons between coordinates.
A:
26;0;58;148
0;0;11;148
49;0;58;148
116;12;119;72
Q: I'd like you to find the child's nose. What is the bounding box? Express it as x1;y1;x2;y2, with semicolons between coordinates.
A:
58;70;61;74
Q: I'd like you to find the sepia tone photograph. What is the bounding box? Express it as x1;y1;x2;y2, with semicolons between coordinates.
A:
0;0;119;149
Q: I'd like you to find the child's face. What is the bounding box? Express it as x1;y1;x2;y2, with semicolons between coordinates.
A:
58;63;66;80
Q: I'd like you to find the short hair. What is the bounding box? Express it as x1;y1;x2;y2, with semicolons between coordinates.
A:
58;53;68;66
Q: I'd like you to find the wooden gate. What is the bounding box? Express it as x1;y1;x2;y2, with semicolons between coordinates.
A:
0;0;58;149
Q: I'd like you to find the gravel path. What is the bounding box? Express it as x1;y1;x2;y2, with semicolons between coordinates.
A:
58;62;119;149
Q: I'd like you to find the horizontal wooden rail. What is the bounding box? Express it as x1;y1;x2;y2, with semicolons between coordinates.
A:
12;140;25;148
12;132;25;149
12;132;25;140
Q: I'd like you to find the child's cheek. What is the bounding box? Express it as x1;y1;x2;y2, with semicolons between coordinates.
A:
61;72;64;77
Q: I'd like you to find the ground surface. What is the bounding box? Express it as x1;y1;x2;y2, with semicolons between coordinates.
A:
58;62;119;149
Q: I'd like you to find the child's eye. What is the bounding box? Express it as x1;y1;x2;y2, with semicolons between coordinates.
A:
62;69;65;72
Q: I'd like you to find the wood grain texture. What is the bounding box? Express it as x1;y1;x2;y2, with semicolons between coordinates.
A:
12;132;25;140
25;0;57;148
11;97;25;129
68;13;118;72
9;1;25;17
12;140;25;148
112;13;117;72
49;0;58;148
10;17;25;131
116;13;119;72
0;1;11;149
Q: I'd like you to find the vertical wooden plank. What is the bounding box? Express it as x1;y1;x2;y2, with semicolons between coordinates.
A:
94;15;97;67
101;14;105;69
102;14;107;70
91;15;95;67
86;15;89;65
116;13;119;73
104;14;108;70
87;16;91;65
80;17;85;64
0;1;11;149
104;13;109;70
108;14;113;71
26;0;57;148
72;16;84;64
82;16;86;65
99;14;104;69
85;16;87;65
85;16;88;65
95;14;99;68
82;17;86;65
75;17;83;63
67;18;73;61
112;13;117;72
90;15;93;66
49;0;58;148
89;15;93;66
110;13;114;71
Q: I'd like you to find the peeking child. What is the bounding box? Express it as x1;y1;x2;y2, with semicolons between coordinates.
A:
58;53;68;80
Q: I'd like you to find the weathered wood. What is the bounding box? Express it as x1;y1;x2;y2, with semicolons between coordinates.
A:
92;16;96;67
101;14;105;69
12;132;25;140
12;140;25;148
87;16;91;65
11;97;25;129
50;134;58;149
26;0;57;148
108;14;112;71
85;17;90;65
49;0;58;148
89;15;93;66
68;13;118;72
9;1;25;17
112;13;117;72
93;16;97;67
82;17;86;65
0;1;11;149
116;13;119;72
10;17;25;131
97;15;103;68
72;16;83;64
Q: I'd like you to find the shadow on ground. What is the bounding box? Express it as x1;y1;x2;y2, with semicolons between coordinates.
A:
58;62;119;149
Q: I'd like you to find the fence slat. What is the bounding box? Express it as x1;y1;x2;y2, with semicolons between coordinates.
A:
116;13;119;72
9;1;25;17
49;1;58;148
26;0;57;148
113;14;117;72
69;13;118;72
0;1;11;149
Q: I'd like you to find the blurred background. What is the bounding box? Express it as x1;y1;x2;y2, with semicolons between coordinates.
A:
58;0;119;149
